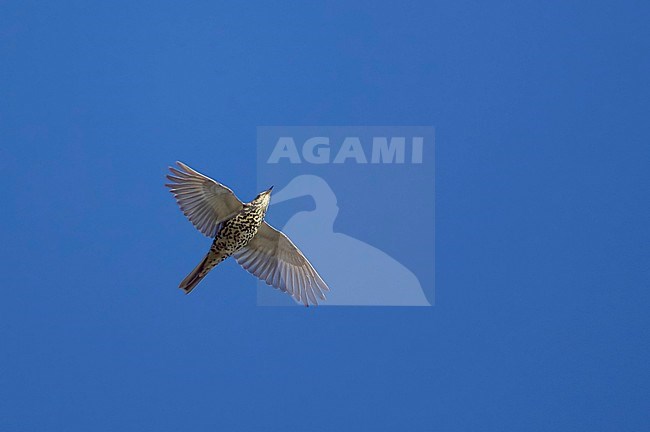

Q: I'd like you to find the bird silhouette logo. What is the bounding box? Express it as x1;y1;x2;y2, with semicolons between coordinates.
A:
259;175;431;306
165;162;330;306
256;126;435;306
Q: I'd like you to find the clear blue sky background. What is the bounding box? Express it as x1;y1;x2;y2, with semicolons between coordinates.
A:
1;1;648;431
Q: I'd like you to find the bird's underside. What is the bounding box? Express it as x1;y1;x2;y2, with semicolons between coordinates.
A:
165;161;329;306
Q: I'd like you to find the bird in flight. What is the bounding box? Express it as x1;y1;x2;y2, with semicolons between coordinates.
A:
165;162;330;306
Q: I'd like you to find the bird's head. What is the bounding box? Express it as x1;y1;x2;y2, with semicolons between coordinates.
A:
253;186;274;209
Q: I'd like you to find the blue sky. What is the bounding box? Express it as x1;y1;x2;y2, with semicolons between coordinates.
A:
1;1;649;431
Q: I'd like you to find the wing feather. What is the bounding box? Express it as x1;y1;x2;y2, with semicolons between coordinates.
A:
165;162;243;237
232;222;330;306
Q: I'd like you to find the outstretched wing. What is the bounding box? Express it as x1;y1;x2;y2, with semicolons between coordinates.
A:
165;161;243;237
233;222;330;306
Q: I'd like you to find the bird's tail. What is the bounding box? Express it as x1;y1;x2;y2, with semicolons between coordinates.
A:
179;250;223;294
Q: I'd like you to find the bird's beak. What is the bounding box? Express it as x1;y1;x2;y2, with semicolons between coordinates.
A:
267;186;274;193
